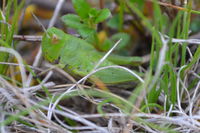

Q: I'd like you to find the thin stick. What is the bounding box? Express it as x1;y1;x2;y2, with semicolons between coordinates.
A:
0;34;42;42
6;34;200;44
2;0;6;14
99;0;104;9
148;0;200;15
0;62;42;71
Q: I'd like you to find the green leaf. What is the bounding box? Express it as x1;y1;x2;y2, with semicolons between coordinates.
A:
100;39;113;51
78;27;95;38
100;33;130;52
190;18;200;33
111;33;131;50
61;14;95;40
72;0;91;19
88;8;99;19
107;14;120;30
61;14;84;29
94;8;111;24
130;0;145;9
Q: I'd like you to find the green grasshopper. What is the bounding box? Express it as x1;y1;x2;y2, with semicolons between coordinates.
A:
42;27;144;84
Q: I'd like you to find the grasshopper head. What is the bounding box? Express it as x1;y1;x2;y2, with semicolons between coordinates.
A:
42;27;66;63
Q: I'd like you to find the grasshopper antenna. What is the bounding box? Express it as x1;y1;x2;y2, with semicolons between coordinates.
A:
31;12;50;38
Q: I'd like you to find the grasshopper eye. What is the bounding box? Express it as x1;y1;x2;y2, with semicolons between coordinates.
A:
51;34;60;44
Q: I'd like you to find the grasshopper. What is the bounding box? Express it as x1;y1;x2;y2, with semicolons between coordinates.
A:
42;27;144;84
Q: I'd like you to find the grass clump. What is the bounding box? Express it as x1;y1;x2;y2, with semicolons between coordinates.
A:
0;0;200;132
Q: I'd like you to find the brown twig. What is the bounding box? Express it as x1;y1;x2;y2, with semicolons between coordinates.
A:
2;0;6;13
148;0;187;11
99;0;104;9
0;34;42;42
